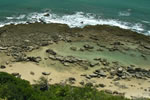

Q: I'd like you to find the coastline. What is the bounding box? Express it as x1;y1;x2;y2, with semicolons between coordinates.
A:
0;23;150;99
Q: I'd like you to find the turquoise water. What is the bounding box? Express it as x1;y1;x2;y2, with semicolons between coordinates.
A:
0;0;150;35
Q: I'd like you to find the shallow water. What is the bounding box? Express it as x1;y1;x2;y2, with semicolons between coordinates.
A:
51;42;150;68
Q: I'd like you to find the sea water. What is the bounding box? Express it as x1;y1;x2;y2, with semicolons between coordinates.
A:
0;0;150;35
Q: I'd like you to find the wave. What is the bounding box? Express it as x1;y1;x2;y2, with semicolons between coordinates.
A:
119;11;131;17
0;11;150;35
142;20;150;24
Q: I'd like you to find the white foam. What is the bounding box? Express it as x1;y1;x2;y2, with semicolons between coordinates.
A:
26;12;144;32
0;11;148;35
16;15;26;20
119;11;131;17
6;14;26;20
6;17;14;20
142;20;150;24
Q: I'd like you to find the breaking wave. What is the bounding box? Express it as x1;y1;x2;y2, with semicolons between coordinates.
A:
0;11;149;35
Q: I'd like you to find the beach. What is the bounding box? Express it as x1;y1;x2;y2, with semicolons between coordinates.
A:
0;23;150;99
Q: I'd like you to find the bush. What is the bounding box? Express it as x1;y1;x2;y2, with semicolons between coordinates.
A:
0;72;130;100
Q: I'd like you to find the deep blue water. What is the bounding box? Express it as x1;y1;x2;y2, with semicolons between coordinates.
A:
0;0;150;34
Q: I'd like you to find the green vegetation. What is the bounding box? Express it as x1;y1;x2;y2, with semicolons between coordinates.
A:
0;72;130;100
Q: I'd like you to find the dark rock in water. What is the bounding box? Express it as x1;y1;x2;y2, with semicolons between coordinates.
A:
143;45;150;50
80;21;84;24
44;13;50;17
83;44;94;49
42;72;51;76
117;67;123;73
135;68;142;72
98;70;107;77
70;47;77;51
39;18;46;24
90;62;99;67
0;65;6;69
79;48;85;51
46;49;57;55
97;48;104;51
127;67;135;73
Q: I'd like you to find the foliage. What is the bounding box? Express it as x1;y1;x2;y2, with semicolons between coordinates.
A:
0;72;130;100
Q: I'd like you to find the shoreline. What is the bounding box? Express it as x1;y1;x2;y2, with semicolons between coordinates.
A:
0;23;150;99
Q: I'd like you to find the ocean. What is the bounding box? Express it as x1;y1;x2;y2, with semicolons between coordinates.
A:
0;0;150;35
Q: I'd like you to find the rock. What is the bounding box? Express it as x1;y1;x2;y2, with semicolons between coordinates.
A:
63;62;69;66
42;72;51;76
70;47;77;51
90;62;99;67
0;65;6;69
68;77;76;81
89;74;98;78
94;58;102;61
30;71;35;75
117;67;123;73
85;76;91;79
97;48;104;51
24;39;30;43
110;69;117;76
99;84;106;88
113;41;123;45
98;70;107;77
41;41;49;46
90;36;99;40
79;48;85;51
135;73;143;79
49;55;56;60
135;68;142;72
0;47;8;50
12;73;21;78
85;82;93;87
83;44;94;49
143;45;150;50
79;81;84;85
127;67;135;73
44;13;50;16
27;56;42;63
68;77;76;84
113;91;119;94
104;90;113;94
62;56;78;63
15;53;27;62
46;49;57;55
80;74;87;77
